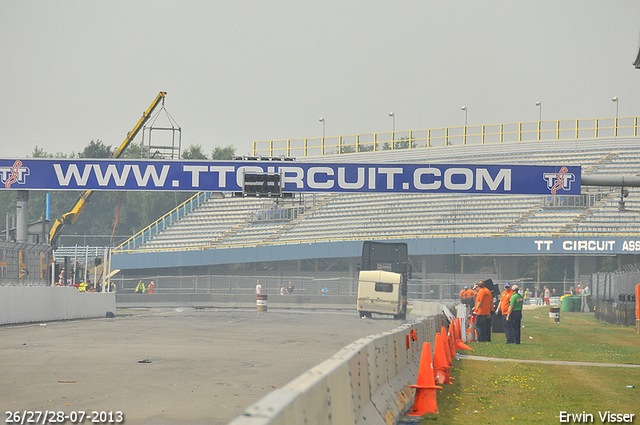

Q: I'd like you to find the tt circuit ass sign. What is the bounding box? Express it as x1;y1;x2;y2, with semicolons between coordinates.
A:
0;159;580;195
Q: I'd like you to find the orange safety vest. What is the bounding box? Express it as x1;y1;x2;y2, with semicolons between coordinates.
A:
475;287;494;315
498;289;513;315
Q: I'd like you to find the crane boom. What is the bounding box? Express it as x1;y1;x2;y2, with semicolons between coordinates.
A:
48;91;167;246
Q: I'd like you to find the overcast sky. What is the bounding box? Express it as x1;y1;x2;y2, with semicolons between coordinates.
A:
2;0;640;159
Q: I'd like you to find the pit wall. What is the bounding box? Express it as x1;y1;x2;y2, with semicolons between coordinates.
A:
0;287;116;325
228;312;447;425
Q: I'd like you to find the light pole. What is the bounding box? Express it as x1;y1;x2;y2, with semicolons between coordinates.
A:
612;97;618;136
319;117;325;154
535;101;542;140
461;106;467;145
389;112;395;141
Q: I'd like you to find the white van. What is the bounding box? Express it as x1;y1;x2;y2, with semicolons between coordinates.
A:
357;270;406;319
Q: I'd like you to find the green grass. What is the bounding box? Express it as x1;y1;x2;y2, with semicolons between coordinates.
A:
467;307;639;364
415;307;640;424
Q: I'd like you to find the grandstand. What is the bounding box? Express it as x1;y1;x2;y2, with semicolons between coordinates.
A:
112;130;640;285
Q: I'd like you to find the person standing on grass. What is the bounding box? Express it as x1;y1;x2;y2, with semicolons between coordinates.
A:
474;280;494;342
544;286;551;305
498;282;514;344
507;285;524;344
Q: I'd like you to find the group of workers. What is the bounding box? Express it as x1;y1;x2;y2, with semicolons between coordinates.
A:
55;268;115;292
135;280;155;294
460;280;524;344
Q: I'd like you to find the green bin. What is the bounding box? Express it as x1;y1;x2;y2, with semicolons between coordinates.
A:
572;295;582;312
560;296;573;312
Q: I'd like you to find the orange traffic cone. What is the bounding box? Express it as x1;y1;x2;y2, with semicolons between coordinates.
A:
467;313;477;341
433;333;451;384
406;342;442;416
455;317;463;341
442;326;455;359
454;317;473;350
449;328;456;358
455;338;473;351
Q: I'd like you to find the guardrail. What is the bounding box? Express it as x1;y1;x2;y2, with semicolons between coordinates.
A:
253;116;640;157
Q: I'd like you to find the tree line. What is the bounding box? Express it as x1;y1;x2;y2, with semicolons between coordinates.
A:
0;141;235;247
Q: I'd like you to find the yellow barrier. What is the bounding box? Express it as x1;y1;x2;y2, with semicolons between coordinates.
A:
253;116;640;158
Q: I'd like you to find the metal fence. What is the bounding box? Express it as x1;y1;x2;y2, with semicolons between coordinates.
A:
114;274;358;297
594;299;636;327
112;273;572;304
0;241;53;286
591;271;640;301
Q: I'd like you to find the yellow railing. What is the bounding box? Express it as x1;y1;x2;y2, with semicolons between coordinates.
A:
253;116;640;158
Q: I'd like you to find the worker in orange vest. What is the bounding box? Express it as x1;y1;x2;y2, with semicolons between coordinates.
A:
474;280;494;342
148;281;155;294
459;286;467;302
497;282;514;343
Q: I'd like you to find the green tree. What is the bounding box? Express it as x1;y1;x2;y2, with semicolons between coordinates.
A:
79;140;112;158
182;144;208;160
122;143;142;159
30;146;52;158
394;136;416;150
340;145;356;154
211;145;236;160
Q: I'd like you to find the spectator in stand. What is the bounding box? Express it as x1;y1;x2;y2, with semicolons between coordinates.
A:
474;280;494;342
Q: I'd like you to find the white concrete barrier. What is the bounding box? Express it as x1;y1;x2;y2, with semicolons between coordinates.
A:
0;287;116;325
228;314;446;425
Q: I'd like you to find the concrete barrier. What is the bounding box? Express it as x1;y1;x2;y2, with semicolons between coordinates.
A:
228;313;446;425
0;287;116;325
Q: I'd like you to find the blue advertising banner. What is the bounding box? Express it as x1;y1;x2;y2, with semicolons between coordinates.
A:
0;159;581;195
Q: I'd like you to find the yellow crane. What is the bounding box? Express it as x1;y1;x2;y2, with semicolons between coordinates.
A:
48;92;167;246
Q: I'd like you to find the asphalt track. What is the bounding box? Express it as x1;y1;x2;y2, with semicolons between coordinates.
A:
0;307;404;425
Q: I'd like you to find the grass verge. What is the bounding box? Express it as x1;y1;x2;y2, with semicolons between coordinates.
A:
414;307;639;424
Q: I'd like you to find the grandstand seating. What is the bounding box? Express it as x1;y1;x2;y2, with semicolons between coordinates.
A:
124;137;640;251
